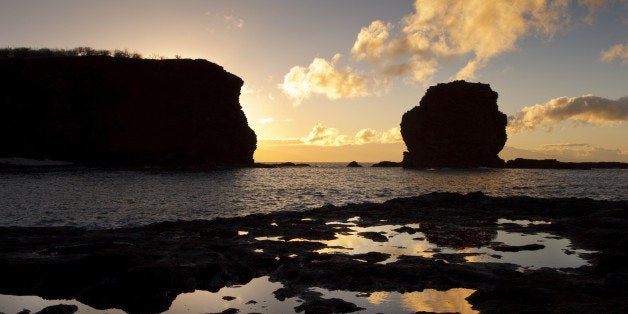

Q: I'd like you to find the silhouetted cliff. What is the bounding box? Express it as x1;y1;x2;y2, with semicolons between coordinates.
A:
0;56;256;167
400;81;507;168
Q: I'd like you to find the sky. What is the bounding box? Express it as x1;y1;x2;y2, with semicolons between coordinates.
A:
1;0;626;162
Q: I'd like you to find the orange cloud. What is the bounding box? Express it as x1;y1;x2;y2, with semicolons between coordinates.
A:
507;95;628;133
302;123;348;146
302;124;403;147
281;0;609;103
600;43;628;64
280;54;369;105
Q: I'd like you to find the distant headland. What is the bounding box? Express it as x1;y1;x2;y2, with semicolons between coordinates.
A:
0;48;256;167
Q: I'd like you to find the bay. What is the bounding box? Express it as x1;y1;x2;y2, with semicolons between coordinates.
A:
1;163;626;229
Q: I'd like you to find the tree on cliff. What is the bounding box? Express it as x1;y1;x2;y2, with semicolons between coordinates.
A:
400;81;507;168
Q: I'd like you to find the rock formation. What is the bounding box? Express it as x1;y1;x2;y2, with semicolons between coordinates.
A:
347;161;363;167
0;56;256;167
400;81;507;168
371;161;402;167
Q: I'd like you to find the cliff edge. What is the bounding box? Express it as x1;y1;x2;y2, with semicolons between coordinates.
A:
0;56;256;167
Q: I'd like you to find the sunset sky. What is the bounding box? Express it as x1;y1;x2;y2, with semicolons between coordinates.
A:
1;0;626;162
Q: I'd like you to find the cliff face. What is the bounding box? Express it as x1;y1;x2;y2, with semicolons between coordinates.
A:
400;81;507;168
0;56;256;166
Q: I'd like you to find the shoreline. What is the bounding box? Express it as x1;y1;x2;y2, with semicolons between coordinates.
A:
1;192;626;313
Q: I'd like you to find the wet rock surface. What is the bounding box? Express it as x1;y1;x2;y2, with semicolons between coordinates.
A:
0;192;625;313
400;81;507;168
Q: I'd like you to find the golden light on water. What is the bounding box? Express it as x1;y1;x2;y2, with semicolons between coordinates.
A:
400;288;478;314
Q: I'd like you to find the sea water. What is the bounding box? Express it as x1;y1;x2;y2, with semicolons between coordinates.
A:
0;164;626;229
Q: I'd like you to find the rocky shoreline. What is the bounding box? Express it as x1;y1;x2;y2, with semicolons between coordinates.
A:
1;192;626;313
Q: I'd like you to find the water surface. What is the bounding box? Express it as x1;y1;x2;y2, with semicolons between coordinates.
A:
1;164;626;228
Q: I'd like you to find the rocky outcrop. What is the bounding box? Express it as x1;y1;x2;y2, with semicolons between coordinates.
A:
0;56;256;167
400;81;507;168
347;161;363;167
371;161;402;167
506;158;628;169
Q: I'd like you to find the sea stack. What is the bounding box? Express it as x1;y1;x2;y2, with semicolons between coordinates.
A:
0;56;256;167
400;81;507;168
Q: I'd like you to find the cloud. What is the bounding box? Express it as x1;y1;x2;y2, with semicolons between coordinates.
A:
388;0;570;81
351;20;392;63
354;128;380;144
600;43;628;64
280;54;369;106
241;83;254;95
578;0;606;24
259;117;273;124
302;124;403;146
302;123;348;146
280;0;611;104
223;14;245;29
381;127;404;144
205;11;245;32
507;95;628;133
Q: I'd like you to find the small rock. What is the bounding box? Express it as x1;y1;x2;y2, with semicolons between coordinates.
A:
347;161;363;167
357;231;388;242
491;243;545;252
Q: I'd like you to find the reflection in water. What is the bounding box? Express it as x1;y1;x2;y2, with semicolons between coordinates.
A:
316;223;436;263
0;294;124;314
165;276;302;313
462;231;594;269
313;217;592;269
312;287;478;314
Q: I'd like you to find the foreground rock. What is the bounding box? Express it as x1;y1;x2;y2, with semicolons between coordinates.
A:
0;55;256;167
0;193;625;313
401;81;507;168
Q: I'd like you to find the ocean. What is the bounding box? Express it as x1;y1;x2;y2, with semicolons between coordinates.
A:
1;163;626;229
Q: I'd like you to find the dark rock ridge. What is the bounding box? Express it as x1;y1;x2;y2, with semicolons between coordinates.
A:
253;162;311;168
347;161;362;167
506;158;628;169
401;81;507;168
0;56;256;167
371;161;402;167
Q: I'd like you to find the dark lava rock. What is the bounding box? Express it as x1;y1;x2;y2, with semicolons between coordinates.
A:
353;252;391;263
347;161;362;167
222;295;236;301
505;158;628;169
371;161;402;167
211;308;239;314
491;243;545;252
0;56;256;167
393;226;418;234
35;304;78;314
294;298;364;313
357;231;388;242
400;81;507;168
0;192;625;313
